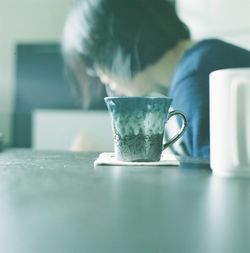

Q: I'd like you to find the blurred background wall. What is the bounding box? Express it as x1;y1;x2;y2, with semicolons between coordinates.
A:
0;0;75;145
0;0;250;148
177;0;250;48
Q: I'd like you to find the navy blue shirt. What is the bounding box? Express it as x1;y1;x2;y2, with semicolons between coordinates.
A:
169;39;250;159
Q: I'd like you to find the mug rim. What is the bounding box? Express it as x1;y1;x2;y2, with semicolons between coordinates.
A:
104;96;172;102
210;67;250;78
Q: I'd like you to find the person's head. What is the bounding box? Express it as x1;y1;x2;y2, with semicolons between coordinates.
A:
62;0;190;96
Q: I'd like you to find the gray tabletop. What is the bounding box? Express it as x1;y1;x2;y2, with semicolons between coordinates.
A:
0;149;250;253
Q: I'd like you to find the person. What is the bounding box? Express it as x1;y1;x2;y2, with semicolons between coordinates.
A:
62;0;250;159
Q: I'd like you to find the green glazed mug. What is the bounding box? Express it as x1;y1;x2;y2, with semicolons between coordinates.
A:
105;96;187;162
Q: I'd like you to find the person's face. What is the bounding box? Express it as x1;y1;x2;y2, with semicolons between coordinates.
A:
96;68;165;96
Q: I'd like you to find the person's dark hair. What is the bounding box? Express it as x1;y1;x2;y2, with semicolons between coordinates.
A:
62;59;108;109
62;0;190;81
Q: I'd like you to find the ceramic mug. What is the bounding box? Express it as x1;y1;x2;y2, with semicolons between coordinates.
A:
105;96;187;162
210;68;250;177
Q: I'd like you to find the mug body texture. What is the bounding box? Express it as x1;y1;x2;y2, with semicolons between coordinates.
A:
105;96;172;162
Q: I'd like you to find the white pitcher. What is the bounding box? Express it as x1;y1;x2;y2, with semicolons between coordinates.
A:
210;68;250;177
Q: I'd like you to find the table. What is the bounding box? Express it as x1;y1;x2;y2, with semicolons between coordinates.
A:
0;149;250;253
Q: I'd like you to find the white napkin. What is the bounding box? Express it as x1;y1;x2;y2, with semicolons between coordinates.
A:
94;151;180;167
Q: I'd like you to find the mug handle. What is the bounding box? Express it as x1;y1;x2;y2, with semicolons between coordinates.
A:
163;110;187;150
